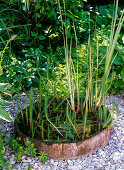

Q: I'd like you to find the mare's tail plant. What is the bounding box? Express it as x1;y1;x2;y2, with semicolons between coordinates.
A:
58;0;79;112
58;0;123;132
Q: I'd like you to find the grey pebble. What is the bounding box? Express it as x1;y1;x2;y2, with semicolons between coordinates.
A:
68;165;80;170
51;166;57;170
83;168;91;170
109;158;114;164
43;165;52;170
50;159;54;165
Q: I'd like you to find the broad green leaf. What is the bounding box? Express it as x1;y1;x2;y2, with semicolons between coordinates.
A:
97;16;108;25
99;46;107;53
23;61;32;67
0;83;8;91
0;107;13;122
17;75;25;81
67;10;78;19
39;35;46;40
52;7;57;18
31;32;37;37
39;45;43;50
121;68;124;80
36;13;41;18
99;6;108;17
35;48;41;56
99;47;123;65
36;24;41;27
0;66;3;76
32;76;40;84
112;55;123;65
48;11;54;18
8;65;18;71
27;78;32;87
17;67;27;75
0;99;12;107
114;79;124;88
2;90;12;97
105;9;113;18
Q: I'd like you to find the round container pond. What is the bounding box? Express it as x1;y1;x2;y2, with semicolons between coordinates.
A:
15;121;111;160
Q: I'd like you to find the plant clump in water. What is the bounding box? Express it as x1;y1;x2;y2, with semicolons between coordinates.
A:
15;94;110;143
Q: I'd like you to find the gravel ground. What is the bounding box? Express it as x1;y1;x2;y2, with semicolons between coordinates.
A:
0;94;124;170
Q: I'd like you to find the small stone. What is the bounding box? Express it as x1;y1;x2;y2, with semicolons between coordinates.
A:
6;153;9;156
50;159;54;165
22;159;30;163
109;158;114;164
82;168;91;170
98;167;105;170
74;161;82;166
67;160;73;166
22;155;26;160
113;151;121;162
22;163;28;167
93;158;98;162
99;150;106;157
20;166;24;169
43;165;51;170
119;108;124;112
68;165;77;170
105;165;111;170
54;162;58;166
10;158;14;162
76;158;82;164
34;162;38;167
52;166;57;170
22;92;26;96
121;156;124;161
37;162;43;167
11;161;15;165
77;164;82;169
60;162;68;168
27;158;32;163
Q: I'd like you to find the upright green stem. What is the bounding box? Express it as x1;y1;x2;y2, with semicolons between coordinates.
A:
73;21;80;111
44;93;63;137
29;87;33;130
102;1;124;120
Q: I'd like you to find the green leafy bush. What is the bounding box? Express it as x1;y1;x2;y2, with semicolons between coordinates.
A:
25;138;37;157
0;132;11;169
6;136;48;163
38;151;47;164
6;136;24;162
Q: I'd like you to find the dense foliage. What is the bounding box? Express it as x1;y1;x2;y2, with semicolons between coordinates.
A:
0;0;123;93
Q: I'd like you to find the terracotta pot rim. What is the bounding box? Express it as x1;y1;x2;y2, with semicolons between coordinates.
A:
15;120;111;159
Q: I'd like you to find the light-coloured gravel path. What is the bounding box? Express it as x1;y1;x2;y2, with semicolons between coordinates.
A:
1;94;124;170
